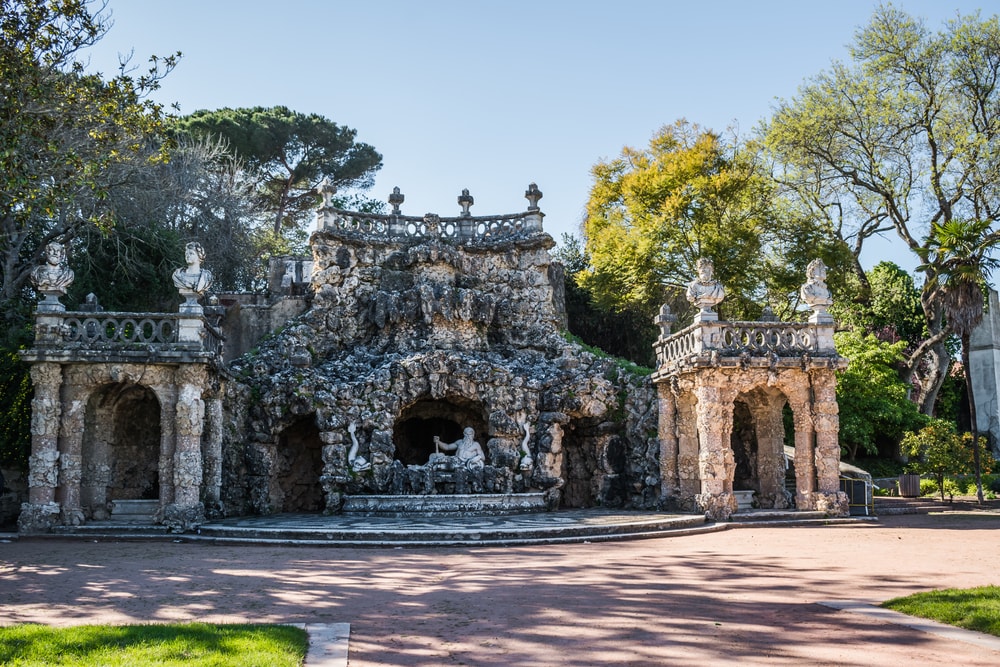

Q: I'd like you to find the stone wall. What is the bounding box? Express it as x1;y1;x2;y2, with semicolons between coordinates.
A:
222;224;662;513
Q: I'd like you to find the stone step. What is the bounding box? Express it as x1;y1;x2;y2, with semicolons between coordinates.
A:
730;510;827;522
196;514;707;544
341;492;548;516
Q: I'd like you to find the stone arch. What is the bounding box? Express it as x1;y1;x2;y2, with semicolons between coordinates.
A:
275;414;324;512
392;396;488;466
731;386;793;509
81;382;161;519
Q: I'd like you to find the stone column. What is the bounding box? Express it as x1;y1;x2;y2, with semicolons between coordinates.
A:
152;384;177;508
752;398;790;509
811;371;849;516
162;365;207;532
675;392;701;509
694;383;737;520
57;382;89;526
19;363;63;533
789;400;816;510
202;394;224;517
656;384;678;505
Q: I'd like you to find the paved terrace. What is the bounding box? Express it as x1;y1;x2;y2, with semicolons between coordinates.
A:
2;511;999;665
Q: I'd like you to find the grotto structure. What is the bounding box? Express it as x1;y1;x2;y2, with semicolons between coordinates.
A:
16;184;848;533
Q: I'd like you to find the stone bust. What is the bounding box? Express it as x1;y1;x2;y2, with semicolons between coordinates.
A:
686;257;725;320
173;242;214;295
31;242;75;294
800;258;833;316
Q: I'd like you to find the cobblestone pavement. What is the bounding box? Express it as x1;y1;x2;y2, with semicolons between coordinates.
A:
2;512;999;666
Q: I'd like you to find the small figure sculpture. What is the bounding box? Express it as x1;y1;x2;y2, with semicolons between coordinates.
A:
518;420;533;470
347;422;371;473
173;242;214;312
686;257;725;321
433;427;485;471
31;242;75;307
800;258;833;322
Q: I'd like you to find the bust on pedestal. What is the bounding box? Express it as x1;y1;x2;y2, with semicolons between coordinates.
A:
686;258;725;322
30;242;74;312
173;242;214;314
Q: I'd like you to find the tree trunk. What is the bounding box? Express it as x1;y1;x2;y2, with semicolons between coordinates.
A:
962;333;985;503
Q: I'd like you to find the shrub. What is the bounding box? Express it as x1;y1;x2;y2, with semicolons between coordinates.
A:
920;478;939;496
942;478;962;501
988;477;1000;494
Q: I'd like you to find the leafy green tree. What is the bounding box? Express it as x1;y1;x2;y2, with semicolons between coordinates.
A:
173;107;383;237
765;6;1000;414
0;0;177;338
902;419;994;501
582;120;849;325
554;235;658;366
833;262;925;346
922;218;1000;502
835;330;928;460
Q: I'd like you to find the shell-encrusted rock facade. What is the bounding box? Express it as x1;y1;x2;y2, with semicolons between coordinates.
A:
224;206;661;514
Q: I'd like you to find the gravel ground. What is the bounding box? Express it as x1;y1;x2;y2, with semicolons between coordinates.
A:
2;511;999;666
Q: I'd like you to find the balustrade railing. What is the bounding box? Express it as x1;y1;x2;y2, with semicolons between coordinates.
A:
656;321;825;369
40;312;222;355
320;208;540;241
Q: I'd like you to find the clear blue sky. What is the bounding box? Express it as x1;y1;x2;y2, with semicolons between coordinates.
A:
86;0;990;272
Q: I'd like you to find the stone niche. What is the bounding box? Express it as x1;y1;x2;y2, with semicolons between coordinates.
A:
225;205;660;515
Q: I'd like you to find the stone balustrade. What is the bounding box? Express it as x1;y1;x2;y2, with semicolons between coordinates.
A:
319;208;543;242
654;319;838;375
32;311;223;356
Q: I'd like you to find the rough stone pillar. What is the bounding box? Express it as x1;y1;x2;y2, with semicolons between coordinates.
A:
675;392;701;510
656;384;679;505
811;372;849;516
753;398;790;509
694;383;737;520
319;429;348;513
202;395;224;517
153;384;177;508
163;365;207;531
19;363;63;533
790;401;816;509
57;382;89;526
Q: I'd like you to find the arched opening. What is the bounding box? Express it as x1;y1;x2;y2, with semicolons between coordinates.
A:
82;383;161;518
393;397;488;466
276;416;324;512
731;400;758;492
730;387;793;510
559;417;609;508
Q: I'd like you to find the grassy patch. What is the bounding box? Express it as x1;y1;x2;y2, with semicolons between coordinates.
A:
882;586;1000;637
0;623;308;667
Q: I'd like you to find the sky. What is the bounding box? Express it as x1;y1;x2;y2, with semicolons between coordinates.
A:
84;0;991;273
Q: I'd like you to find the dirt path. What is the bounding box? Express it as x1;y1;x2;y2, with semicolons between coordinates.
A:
2;513;999;666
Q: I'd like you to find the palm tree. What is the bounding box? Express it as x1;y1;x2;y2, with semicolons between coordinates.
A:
923;219;1000;503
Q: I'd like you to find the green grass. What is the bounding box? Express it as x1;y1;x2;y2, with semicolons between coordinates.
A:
0;623;308;667
882;586;1000;637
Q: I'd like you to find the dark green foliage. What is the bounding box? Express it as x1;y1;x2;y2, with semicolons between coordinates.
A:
833;262;926;345
0;349;31;468
173;107;383;236
555;235;658;367
835;330;928;460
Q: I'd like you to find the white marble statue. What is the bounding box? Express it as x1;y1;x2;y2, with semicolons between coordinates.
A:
433;427;485;471
173;242;214;312
519;420;533;470
173;242;214;293
686;257;725;321
347;422;371;473
31;242;74;294
800;258;833;321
